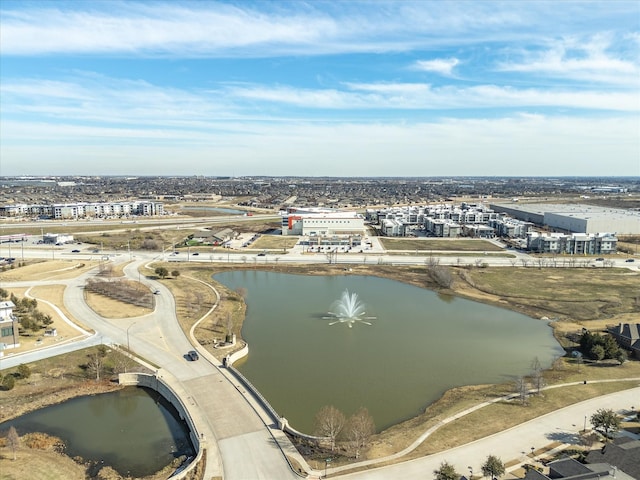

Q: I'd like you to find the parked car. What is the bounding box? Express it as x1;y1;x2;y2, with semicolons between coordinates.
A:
625;258;635;262
595;258;604;261
192;252;199;256
187;350;199;361
71;249;80;253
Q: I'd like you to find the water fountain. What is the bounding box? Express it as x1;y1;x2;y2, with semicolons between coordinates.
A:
324;289;376;328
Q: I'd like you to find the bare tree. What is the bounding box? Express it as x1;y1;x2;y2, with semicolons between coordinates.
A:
429;265;454;288
530;357;545;394
314;405;345;451
514;377;529;405
6;426;19;460
113;354;134;374
345;407;375;459
86;352;106;381
235;287;248;300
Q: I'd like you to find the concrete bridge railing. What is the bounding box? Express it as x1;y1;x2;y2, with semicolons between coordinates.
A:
118;372;204;480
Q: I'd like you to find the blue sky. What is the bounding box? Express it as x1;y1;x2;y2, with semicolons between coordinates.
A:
1;0;639;177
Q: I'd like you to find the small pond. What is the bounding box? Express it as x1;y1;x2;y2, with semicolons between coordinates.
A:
0;386;195;478
182;206;246;215
214;271;564;434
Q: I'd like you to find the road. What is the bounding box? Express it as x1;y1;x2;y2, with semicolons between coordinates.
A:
1;236;638;479
1;256;299;480
334;386;640;479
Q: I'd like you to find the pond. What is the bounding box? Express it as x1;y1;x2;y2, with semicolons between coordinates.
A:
0;386;195;478
214;271;564;434
182;206;246;215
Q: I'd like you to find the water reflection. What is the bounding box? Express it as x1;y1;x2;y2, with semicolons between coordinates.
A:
215;271;564;434
0;387;194;478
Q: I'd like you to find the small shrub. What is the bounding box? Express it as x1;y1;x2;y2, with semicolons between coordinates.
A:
17;364;31;379
23;432;64;451
2;375;16;390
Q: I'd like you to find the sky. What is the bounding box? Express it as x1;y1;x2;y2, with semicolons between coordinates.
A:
0;0;639;178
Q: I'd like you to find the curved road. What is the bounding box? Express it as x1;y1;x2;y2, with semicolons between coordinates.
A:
2;257;299;480
1;245;638;479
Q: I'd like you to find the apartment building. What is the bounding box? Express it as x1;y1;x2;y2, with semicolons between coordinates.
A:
0;201;164;219
526;232;618;254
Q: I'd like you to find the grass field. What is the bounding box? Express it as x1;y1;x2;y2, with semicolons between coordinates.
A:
379;237;504;251
3;257;640;476
460;266;640;321
251;235;299;251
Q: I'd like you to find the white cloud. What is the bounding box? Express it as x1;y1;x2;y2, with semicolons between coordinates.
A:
2;1;635;57
225;82;639;112
2;115;638;177
412;58;460;76
497;35;640;87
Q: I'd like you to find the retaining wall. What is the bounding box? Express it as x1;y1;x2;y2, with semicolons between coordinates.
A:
118;372;203;480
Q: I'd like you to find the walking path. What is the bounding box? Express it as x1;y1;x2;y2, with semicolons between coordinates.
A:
2;256;639;480
332;386;640;479
321;379;640;478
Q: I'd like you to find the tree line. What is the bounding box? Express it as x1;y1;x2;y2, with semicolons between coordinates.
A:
0;289;53;334
313;405;375;459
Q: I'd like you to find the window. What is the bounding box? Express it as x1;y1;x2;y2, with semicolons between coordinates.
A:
1;326;14;337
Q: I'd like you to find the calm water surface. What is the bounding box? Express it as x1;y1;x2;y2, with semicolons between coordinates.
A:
182;206;245;215
0;387;194;477
214;271;564;434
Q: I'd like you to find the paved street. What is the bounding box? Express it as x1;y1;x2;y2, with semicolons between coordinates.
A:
334;386;640;479
1;241;638;479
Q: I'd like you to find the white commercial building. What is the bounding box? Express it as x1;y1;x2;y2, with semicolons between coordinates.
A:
490;203;640;235
281;208;365;236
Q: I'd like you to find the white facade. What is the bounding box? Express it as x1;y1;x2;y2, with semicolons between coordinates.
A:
526;232;618;254
281;208;365;236
0;300;19;350
492;203;640;235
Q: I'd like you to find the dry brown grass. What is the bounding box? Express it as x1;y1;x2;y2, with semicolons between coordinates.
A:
84;286;154;319
5;258;639;475
0;260;99;282
251;235;299;251
0;445;87;480
158;262;640;469
4;285;92;353
379;237;504;251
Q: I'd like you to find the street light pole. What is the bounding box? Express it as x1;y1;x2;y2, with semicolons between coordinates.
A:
127;321;137;352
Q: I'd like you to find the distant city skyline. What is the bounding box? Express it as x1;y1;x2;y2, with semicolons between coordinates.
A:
0;1;638;177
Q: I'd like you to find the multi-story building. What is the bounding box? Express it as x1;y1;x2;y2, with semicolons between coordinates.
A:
0;201;164;219
0;301;20;351
526;232;617;254
281;207;365;236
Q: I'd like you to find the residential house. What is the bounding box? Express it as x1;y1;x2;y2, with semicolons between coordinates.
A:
607;323;640;359
585;438;640;479
524;456;635;480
